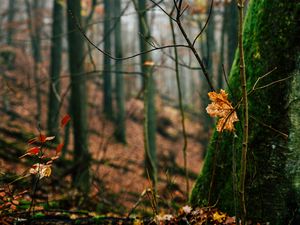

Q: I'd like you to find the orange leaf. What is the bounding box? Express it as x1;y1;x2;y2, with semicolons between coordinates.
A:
206;89;239;132
61;114;71;128
56;143;64;155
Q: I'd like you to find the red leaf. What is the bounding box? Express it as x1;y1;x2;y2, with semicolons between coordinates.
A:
61;114;71;128
27;147;40;155
19;147;40;158
56;143;64;155
39;134;46;143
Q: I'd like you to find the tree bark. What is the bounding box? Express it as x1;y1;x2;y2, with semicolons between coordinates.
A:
114;0;126;143
136;0;157;190
190;1;300;224
47;0;63;139
67;0;90;193
6;0;16;45
103;0;113;119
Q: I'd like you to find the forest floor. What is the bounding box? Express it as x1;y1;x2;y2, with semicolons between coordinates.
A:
0;60;213;223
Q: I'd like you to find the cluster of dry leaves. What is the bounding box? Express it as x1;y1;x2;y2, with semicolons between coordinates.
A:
206;89;238;132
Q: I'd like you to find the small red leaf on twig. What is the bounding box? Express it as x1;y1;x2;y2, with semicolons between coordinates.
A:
19;147;40;158
61;114;71;128
27;147;40;155
56;143;64;155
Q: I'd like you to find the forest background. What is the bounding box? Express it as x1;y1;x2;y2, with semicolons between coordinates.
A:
0;0;299;224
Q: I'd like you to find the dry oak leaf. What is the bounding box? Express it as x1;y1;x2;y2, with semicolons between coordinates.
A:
206;89;238;132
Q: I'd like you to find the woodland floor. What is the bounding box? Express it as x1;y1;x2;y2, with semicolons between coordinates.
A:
0;61;208;223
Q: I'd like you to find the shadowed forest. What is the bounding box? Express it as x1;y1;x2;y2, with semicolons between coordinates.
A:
0;0;299;224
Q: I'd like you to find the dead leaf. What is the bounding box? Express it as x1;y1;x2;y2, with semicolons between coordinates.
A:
206;89;239;132
29;164;52;179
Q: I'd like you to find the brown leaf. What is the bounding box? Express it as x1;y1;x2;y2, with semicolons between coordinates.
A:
206;89;238;132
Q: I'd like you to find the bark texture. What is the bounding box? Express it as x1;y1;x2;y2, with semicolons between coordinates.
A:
190;1;300;224
67;0;90;192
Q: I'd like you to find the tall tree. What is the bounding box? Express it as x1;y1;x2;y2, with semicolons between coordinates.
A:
227;0;238;69
190;0;300;224
6;0;16;45
67;0;90;192
25;0;43;124
47;0;63;139
136;0;157;190
114;0;126;143
103;0;113;119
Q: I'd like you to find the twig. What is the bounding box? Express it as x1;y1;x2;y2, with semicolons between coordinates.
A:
192;0;214;47
237;1;248;224
170;15;189;201
174;0;215;91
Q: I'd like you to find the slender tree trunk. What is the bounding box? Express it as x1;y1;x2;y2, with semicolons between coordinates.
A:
136;0;157;191
206;1;215;80
227;0;238;69
47;0;63;139
217;3;229;89
67;0;90;193
191;1;300;224
6;0;15;45
103;0;113;119
26;0;43;125
198;18;213;150
114;0;126;143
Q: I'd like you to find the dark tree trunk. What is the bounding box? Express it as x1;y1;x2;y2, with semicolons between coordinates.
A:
26;0;43;124
103;0;113;119
114;0;126;143
67;0;90;193
190;1;300;224
47;0;63;139
227;0;238;69
6;0;16;45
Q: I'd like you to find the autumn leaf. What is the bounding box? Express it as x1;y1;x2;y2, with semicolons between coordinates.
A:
55;143;64;155
212;211;227;223
61;114;71;128
206;89;239;132
19;147;41;158
29;164;52;179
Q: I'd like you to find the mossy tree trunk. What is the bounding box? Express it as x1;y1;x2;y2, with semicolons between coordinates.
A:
114;0;126;143
136;0;157;190
67;0;90;193
47;0;63;140
190;1;300;224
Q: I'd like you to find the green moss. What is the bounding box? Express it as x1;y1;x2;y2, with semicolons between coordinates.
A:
191;0;300;224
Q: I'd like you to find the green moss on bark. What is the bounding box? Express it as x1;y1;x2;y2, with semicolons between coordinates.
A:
190;0;300;223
